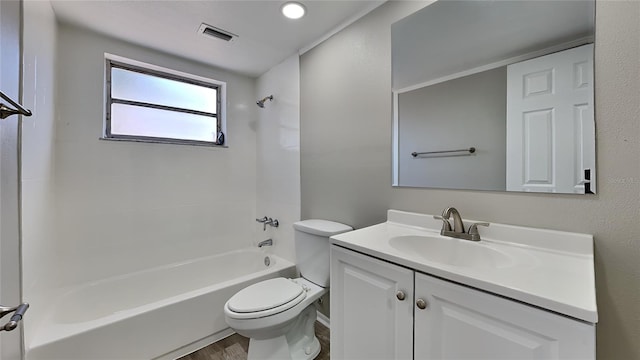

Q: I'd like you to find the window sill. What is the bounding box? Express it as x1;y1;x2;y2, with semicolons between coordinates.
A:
99;136;228;148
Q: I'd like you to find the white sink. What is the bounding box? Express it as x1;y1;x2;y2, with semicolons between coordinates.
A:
388;235;513;269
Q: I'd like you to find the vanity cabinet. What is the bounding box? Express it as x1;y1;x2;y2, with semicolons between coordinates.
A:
331;245;595;360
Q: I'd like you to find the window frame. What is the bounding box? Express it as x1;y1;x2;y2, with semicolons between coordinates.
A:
104;55;226;147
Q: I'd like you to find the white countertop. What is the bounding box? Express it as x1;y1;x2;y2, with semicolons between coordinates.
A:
330;210;598;323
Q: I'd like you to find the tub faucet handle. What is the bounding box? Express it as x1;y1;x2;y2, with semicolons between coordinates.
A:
264;218;279;231
256;216;269;231
256;216;279;231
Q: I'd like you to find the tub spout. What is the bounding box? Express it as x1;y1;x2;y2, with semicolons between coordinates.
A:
258;239;273;248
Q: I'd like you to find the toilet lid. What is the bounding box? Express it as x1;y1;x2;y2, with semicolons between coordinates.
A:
227;278;305;313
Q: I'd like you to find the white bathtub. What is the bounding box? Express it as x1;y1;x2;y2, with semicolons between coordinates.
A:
26;249;296;360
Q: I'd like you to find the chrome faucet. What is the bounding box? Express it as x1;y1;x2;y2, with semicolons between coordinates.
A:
256;216;279;231
434;207;489;241
265;218;279;229
258;239;273;247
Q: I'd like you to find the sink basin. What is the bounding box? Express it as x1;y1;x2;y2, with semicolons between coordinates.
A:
388;235;513;269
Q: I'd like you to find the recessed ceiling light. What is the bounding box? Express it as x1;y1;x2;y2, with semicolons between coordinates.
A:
281;2;306;20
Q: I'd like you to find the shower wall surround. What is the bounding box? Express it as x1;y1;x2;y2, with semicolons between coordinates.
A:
300;1;640;359
256;55;301;263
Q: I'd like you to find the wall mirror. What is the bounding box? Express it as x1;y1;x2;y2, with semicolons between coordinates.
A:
391;0;596;194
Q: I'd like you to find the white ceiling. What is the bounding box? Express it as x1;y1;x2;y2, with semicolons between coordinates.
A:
50;0;385;77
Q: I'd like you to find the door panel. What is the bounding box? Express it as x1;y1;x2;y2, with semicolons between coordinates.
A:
523;109;554;185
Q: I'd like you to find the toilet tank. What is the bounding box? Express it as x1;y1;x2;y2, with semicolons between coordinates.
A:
293;219;352;287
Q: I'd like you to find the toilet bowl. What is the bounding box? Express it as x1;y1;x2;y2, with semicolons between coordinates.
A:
224;278;325;359
223;219;352;360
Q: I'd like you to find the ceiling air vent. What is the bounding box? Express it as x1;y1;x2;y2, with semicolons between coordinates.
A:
198;23;237;42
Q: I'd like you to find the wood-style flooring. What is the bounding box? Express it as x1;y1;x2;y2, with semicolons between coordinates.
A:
179;322;330;360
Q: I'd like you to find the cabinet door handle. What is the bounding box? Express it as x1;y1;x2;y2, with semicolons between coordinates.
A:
416;298;427;309
396;290;406;301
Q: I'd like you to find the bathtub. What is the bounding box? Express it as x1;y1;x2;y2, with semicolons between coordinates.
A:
26;248;296;360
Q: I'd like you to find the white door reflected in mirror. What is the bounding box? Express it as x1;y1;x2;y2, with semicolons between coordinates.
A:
506;44;595;194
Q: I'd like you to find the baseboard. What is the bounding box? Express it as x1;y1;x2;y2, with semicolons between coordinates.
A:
152;328;235;360
316;310;330;328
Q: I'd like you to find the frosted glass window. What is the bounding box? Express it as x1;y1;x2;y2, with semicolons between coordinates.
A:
111;68;217;114
105;59;223;146
111;104;218;142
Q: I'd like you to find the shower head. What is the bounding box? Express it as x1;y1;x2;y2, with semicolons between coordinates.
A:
256;95;273;108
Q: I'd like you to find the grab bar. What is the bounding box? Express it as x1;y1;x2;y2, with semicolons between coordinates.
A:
0;90;32;119
411;147;476;158
0;302;29;331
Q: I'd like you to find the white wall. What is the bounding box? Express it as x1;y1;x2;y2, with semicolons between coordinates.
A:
255;55;301;262
21;0;58;344
52;24;258;288
300;1;640;359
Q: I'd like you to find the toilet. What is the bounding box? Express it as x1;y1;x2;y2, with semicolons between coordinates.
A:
224;219;352;360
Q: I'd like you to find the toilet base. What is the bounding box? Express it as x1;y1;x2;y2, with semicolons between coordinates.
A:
246;305;320;360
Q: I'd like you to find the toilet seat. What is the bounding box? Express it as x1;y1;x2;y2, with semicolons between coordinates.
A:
225;278;307;319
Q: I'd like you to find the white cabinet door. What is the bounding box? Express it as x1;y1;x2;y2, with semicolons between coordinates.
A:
506;44;594;193
414;272;595;360
330;245;413;360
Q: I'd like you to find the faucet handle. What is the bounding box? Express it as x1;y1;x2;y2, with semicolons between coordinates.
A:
433;215;452;232
468;222;490;241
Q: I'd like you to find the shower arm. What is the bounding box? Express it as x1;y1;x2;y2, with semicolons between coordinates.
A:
257;95;274;108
